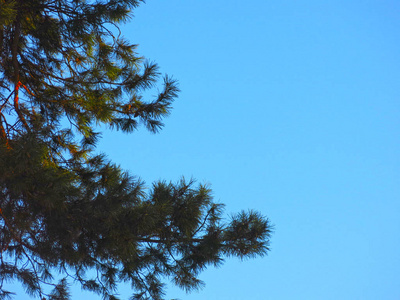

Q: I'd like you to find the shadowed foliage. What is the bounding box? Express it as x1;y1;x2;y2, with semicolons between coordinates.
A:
0;0;272;299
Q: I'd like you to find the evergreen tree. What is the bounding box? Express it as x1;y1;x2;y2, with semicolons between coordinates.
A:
0;1;272;299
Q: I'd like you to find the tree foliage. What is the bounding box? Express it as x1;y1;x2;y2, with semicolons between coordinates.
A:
0;0;272;299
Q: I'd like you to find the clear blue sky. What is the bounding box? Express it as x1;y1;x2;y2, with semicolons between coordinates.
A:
14;1;400;299
99;1;400;299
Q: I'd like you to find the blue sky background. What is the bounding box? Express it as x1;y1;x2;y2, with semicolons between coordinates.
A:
3;0;400;300
98;1;400;299
11;1;400;299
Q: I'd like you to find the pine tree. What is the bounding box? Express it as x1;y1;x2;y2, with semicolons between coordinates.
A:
0;1;273;299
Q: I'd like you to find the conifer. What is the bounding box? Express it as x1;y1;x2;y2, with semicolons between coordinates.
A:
0;1;272;299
